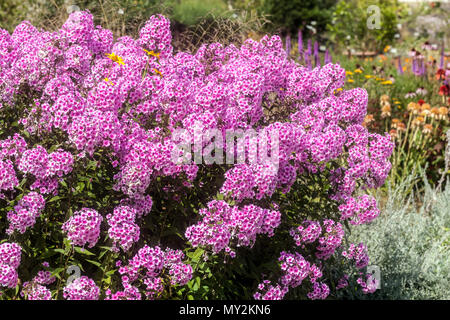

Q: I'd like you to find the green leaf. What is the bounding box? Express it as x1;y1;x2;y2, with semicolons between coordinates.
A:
74;247;95;255
48;196;62;203
85;259;102;267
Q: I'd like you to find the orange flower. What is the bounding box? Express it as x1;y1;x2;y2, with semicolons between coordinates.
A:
423;124;433;134
363;114;374;126
412;116;425;127
389;129;398;138
430;107;440;119
381;105;391;118
438;107;448;120
397;122;406;132
391;118;400;128
407;102;418;112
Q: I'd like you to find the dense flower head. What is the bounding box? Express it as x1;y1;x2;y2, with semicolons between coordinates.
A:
118;245;193;298
6;192;45;234
0;242;21;289
22;282;52;300
106;205;140;252
279;251;311;288
290;220;322;247
17;145;73;194
0;159;19;196
62;208;103;248
307;282;330;300
0;263;19;288
316;219;345;260
33;270;56;285
185;200;281;254
0;242;21;269
253;281;288;300
342;243;370;269
357;273;379;294
0;134;27;160
63;276;100;300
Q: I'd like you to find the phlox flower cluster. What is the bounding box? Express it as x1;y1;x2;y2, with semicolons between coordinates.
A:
0;134;27;198
357;273;379;294
106;205;140;252
255;251;329;300
253;281;288;300
117;245;192;299
0;242;21;289
21;282;52;300
63;276;100;300
290;219;345;261
6;191;45;234
289;220;322;247
185;200;280;254
33;270;56;285
62;208;103;248
342;243;370;269
18;145;73;194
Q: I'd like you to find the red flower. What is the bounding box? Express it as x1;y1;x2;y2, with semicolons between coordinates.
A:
436;69;445;80
417;99;425;106
439;84;449;96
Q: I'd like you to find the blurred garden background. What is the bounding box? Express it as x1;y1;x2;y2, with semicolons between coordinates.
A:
0;0;449;299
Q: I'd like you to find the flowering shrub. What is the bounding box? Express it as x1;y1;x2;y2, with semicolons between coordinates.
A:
0;11;393;300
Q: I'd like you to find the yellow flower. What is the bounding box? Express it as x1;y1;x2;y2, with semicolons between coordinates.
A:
143;49;161;59
334;88;343;94
347;78;354;83
375;77;385;81
105;52;125;65
381;80;393;85
346;71;353;76
104;78;114;86
153;68;163;77
365;75;374;79
354;68;363;73
383;45;391;53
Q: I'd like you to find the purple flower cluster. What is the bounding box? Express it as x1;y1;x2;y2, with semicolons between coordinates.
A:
62;208;103;248
7;191;45;234
117;245;192;299
342;243;369;269
0;242;21;289
289;220;322;247
255;251;328;300
63;276;100;300
21;282;52;300
357;273;379;294
0;134;27;198
106;205;140;252
185;200;280;254
316;220;345;260
18;145;73;194
253;281;288;300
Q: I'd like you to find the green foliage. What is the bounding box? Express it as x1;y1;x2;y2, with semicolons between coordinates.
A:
257;0;337;35
328;0;403;52
170;0;230;26
340;171;450;299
